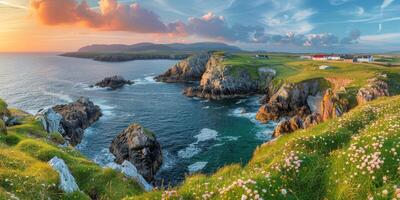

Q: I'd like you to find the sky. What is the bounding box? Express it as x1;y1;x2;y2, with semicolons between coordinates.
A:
0;0;399;52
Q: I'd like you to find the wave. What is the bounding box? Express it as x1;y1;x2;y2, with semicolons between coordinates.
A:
133;76;161;85
41;89;73;103
178;128;218;159
202;106;210;109
95;101;116;118
188;162;208;174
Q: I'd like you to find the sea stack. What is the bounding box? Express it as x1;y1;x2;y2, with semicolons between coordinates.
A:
52;97;102;146
109;123;163;182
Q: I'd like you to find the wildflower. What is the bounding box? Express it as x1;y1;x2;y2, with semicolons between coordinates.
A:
382;189;388;196
281;188;287;195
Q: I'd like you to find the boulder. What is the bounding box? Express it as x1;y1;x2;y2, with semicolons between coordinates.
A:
155;53;210;82
48;156;79;193
107;161;153;191
94;75;133;90
357;75;389;105
53;97;102;146
109;124;163;182
35;108;64;134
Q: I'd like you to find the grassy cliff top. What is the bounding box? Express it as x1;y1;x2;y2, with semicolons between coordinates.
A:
129;95;400;199
0;102;143;199
220;53;400;91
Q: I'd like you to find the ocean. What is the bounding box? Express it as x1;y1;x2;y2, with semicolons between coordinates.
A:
0;53;276;185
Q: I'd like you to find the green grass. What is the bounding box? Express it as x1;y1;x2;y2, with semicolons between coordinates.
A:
0;99;144;200
220;54;400;92
127;96;400;200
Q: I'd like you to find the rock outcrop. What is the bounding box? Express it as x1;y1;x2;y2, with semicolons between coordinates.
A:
184;54;275;99
303;113;323;128
320;89;348;121
256;79;323;123
107;161;153;191
48;156;80;193
357;74;389;104
94;75;133;90
36;108;64;134
53;97;102;146
155;53;210;82
273;116;304;137
109;124;163;182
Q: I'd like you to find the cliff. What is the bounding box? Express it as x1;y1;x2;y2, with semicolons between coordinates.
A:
182;53;276;99
155;53;210;82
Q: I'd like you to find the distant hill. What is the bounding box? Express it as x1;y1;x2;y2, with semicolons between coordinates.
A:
77;42;242;53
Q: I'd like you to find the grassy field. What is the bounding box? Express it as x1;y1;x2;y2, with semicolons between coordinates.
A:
0;101;143;199
129;95;400;200
221;53;400;93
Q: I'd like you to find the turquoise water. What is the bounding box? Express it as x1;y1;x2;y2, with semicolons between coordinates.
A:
0;53;276;185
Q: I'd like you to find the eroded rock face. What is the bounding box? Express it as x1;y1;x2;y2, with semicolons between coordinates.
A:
357;75;389;105
94;75;133;90
320;89;348;121
303;113;323;128
109;124;163;182
184;55;275;99
155;53;210;82
273;116;304;137
36;108;64;134
53;97;102;146
256;79;322;123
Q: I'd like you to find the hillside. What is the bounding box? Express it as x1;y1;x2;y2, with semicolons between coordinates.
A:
129;95;400;199
0;99;144;199
61;42;243;62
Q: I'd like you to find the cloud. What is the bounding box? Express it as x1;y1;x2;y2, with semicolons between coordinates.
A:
329;0;354;6
381;0;396;10
341;29;361;44
0;0;29;10
31;0;168;33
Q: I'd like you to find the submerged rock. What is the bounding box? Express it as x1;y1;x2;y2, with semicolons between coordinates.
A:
94;75;133;90
155;53;210;82
35;108;64;134
357;74;389;104
107;161;153;191
53;97;102;146
48;156;79;193
109;124;163;182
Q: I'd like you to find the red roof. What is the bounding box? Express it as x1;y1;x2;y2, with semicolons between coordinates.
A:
312;54;327;58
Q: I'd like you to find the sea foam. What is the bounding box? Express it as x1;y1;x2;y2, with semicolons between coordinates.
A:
178;128;218;159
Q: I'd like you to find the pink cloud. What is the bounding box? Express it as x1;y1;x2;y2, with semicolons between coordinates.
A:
31;0;168;33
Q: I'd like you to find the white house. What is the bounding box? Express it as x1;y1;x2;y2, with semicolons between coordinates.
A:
355;55;374;63
327;55;341;60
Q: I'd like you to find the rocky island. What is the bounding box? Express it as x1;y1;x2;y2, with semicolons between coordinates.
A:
93;75;133;90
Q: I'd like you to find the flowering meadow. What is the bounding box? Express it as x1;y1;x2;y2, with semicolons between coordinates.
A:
130;96;400;200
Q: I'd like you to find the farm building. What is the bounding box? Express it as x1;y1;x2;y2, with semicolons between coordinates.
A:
354;55;374;63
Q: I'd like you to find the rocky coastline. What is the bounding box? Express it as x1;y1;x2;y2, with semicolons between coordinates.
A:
36;97;102;146
157;52;276;100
